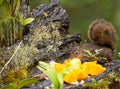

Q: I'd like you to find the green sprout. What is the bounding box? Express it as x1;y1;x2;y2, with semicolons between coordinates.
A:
3;78;39;89
17;12;34;26
0;0;34;47
37;61;76;89
95;49;103;55
83;49;103;56
83;49;93;56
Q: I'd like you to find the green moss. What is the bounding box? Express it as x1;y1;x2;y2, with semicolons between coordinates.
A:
85;71;120;89
103;71;120;89
85;79;110;89
0;67;28;87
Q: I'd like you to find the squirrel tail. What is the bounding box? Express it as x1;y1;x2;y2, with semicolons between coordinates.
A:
88;19;117;50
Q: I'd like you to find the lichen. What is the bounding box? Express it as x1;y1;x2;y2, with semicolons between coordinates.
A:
29;22;62;46
13;45;39;68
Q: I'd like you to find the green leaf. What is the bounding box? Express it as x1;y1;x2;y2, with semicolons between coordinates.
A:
0;0;3;5
3;86;16;89
92;79;97;84
62;65;77;75
118;52;120;58
95;49;103;55
37;61;78;89
18;78;39;89
13;0;20;15
57;73;64;89
37;61;60;89
83;49;92;56
17;12;23;25
23;18;34;25
9;83;17;88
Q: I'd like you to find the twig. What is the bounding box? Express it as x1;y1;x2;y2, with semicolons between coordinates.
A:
0;41;22;74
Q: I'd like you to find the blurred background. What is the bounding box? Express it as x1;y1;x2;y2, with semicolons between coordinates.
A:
30;0;120;59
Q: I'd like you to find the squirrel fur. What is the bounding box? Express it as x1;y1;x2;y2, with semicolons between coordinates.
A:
88;19;117;50
71;19;117;63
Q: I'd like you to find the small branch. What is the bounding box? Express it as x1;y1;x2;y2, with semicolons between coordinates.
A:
0;41;22;74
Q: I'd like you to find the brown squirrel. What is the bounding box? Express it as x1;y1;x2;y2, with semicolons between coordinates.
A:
88;19;117;50
71;19;117;64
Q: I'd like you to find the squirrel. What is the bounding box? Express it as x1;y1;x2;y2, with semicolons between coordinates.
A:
88;19;117;50
71;19;117;64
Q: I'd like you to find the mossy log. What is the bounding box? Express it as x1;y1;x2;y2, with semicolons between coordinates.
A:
0;0;81;88
0;22;81;87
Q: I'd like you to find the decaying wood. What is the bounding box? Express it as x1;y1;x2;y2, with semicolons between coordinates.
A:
30;0;69;36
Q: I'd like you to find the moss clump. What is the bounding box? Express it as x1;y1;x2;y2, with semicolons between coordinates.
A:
85;79;110;89
103;71;120;89
0;67;28;87
84;70;120;89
